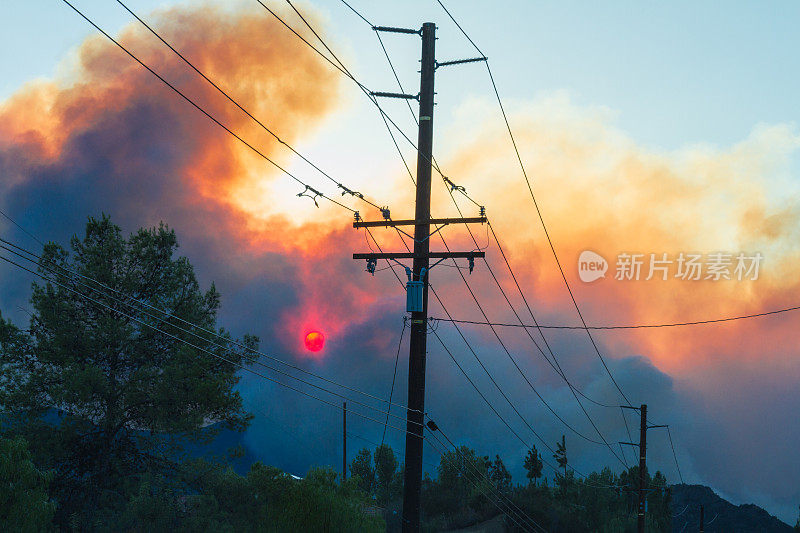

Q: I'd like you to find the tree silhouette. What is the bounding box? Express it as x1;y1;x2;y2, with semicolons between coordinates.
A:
524;445;544;485
350;448;374;495
553;435;568;478
489;454;512;492
1;216;256;527
374;444;397;505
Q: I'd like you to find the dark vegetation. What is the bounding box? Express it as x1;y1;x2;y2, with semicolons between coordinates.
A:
0;217;787;531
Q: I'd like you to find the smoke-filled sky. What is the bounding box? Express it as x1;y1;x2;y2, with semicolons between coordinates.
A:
2;0;800;524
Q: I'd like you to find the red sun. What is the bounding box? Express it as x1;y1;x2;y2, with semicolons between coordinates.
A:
304;331;325;352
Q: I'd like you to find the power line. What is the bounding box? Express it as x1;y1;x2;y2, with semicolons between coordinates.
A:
437;232;626;464
342;1;626;462
113;0;385;216
665;425;685;484
361;227;565;475
430;305;800;330
278;0;634;487
338;8;628;473
343;1;628;454
382;318;407;445
0;242;424;432
58;0;356;214
435;1;693;489
3;235;540;527
434;0;633;407
0;251;422;438
424;425;545;532
256;0;414;187
1;235;419;418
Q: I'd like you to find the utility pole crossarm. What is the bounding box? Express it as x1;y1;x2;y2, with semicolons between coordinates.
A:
353;251;485;260
354;216;487;228
436;56;487;68
372;25;419;35
371;91;419;101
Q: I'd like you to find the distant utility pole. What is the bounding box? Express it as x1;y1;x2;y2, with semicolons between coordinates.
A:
343;401;347;482
638;404;647;533
621;404;656;533
353;22;487;532
700;504;704;533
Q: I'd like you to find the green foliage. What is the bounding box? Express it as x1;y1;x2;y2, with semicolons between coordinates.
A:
510;465;672;532
422;446;496;530
87;461;384;532
553;435;568;477
350;447;374;495
1;215;257;528
524;445;543;485
0;436;55;531
374;443;398;506
489;454;512;492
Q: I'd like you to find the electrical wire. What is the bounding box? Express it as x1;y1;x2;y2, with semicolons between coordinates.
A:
428;305;800;330
436;231;628;468
665;426;685;484
361;228;568;478
339;1;630;458
382;318;407;445
342;4;628;465
58;0;356;214
0;235;420;418
0;243;424;432
432;3;696;484
272;0;646;490
0;252;422;438
5;248;537;527
434;0;633;408
4;236;539;529
113;0;385;215
424;427;544;533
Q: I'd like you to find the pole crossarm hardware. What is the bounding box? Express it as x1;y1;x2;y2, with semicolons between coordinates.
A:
371;91;420;101
436;56;488;68
373;25;420;35
354;216;487;228
354;251;485;260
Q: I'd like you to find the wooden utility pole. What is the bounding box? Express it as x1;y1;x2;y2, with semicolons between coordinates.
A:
637;404;648;533
700;504;704;533
352;22;487;532
342;401;347;482
401;22;435;532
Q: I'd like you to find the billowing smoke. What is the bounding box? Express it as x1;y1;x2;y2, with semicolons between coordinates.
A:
1;3;799;524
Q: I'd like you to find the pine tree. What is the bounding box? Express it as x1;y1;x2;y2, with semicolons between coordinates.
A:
1;215;256;526
374;444;398;505
350;448;374;495
524;445;543;485
554;435;568;478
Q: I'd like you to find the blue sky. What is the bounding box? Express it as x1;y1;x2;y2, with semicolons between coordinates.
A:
3;0;799;150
